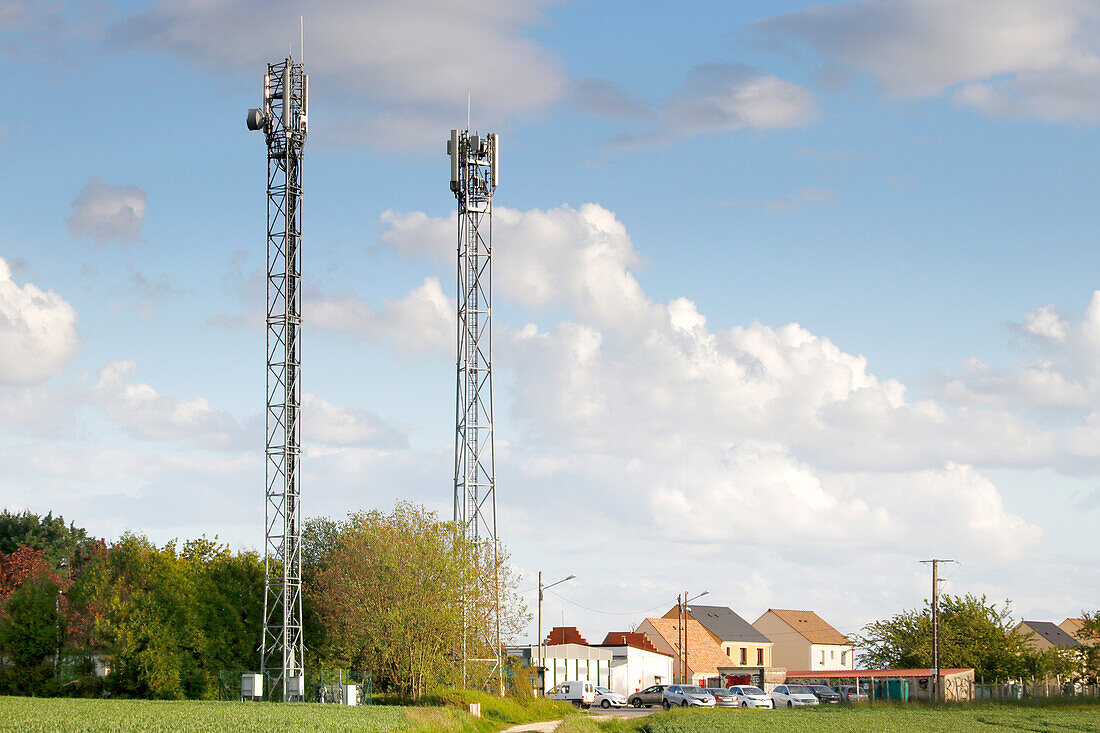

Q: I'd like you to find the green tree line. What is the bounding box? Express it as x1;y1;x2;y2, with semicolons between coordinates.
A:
0;505;527;700
855;594;1099;684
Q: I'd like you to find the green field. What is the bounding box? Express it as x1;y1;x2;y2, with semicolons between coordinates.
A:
0;698;417;733
2;698;1099;733
618;706;1100;733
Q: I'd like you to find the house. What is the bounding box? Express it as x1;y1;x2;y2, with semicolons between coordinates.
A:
752;609;854;671
508;626;613;694
663;604;774;668
1059;618;1098;647
596;631;674;695
1014;620;1083;653
636;617;731;686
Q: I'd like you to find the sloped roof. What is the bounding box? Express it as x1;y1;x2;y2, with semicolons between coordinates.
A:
642;617;732;675
544;626;588;646
684;605;772;644
598;631;671;657
764;609;851;645
1021;621;1082;648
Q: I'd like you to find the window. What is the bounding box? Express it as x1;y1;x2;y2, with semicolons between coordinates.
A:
726;648;731;657
841;652;847;666
739;647;747;665
820;650;825;665
830;650;835;660
756;648;764;665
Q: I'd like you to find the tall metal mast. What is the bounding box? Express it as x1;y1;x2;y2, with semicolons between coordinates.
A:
247;56;308;702
448;128;502;693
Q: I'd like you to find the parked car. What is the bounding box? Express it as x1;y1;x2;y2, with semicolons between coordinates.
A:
706;687;740;707
837;685;869;702
770;684;820;708
727;685;774;709
662;684;717;709
548;680;596;708
628;684;667;708
805;684;842;703
593;686;627;709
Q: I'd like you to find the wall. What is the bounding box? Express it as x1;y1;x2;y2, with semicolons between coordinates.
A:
719;642;772;667
752;612;810;671
808;643;855;670
608;647;673;696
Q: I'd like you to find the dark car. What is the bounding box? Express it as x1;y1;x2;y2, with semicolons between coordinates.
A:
707;687;740;707
805;684;842;703
628;684;667;708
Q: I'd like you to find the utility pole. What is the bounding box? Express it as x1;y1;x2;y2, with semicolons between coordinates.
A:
537;572;574;695
678;590;708;685
921;559;956;702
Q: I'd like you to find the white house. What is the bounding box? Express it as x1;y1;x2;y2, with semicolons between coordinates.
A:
596;631;674;696
752;609;854;672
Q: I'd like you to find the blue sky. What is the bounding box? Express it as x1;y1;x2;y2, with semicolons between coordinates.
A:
2;0;1099;643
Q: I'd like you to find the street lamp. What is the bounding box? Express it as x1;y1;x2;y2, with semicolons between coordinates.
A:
538;571;575;695
679;590;708;684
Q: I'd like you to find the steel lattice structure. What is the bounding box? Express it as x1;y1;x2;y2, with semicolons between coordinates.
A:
247;57;308;702
448;128;502;693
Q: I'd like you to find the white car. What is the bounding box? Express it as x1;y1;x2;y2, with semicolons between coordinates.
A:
593;686;628;709
770;684;820;708
727;685;774;709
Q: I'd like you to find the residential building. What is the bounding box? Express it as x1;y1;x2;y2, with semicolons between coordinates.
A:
1014;621;1083;653
636;617;730;686
596;631;674;695
752;609;854;671
1059;618;1099;647
663;604;773;668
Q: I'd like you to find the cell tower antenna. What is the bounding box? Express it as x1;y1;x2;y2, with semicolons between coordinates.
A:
448;126;503;695
300;16;304;62
246;55;308;702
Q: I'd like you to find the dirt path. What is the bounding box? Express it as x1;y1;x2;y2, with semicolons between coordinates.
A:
498;721;561;733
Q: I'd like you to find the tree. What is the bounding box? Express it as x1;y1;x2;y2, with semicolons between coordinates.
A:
308;503;529;698
1074;611;1100;684
855;594;1029;680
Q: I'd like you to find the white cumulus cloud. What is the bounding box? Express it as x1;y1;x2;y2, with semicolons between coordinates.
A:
67;177;147;245
311;276;452;353
756;0;1100;122
0;256;80;385
91;360;246;450
110;0;566;149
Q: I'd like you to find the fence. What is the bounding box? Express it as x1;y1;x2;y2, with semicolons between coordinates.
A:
217;669;373;703
974;679;1100;701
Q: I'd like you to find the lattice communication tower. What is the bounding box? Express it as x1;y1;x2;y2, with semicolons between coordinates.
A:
246;57;308;702
448;128;503;693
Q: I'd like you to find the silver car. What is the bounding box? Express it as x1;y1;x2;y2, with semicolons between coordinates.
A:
728;685;774;709
662;684;717;709
771;684;820;708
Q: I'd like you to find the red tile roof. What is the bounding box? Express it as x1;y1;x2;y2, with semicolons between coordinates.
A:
544;626;588;646
599;631;669;656
765;609;851;645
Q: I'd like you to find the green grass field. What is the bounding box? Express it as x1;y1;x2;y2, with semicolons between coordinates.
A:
2;698;1098;733
613;705;1100;733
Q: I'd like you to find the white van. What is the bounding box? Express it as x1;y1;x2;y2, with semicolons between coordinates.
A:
548;680;596;707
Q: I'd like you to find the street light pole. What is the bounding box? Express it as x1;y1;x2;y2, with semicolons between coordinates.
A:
537;572;575;695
